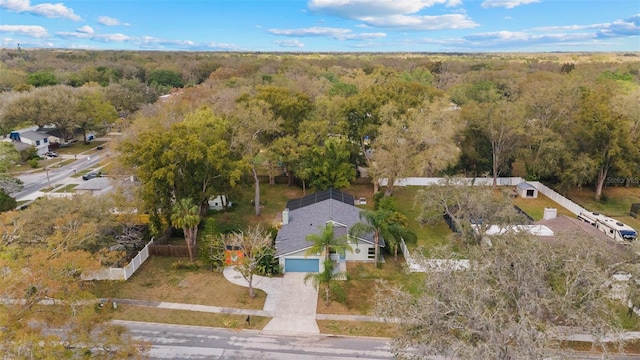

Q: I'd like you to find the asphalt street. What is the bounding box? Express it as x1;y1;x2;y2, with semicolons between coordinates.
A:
116;320;395;360
14;151;109;202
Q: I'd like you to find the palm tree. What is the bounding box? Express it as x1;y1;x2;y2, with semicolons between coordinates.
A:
304;260;344;306
170;197;201;262
350;209;416;267
305;222;352;262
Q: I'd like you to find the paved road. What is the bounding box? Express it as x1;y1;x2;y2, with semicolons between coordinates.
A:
14;151;110;202
116;320;394;360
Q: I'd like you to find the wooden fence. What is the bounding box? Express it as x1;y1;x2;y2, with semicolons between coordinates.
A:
149;244;191;257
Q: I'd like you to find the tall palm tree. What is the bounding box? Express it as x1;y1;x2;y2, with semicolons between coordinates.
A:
350;209;416;266
305;222;352;262
304;260;344;306
171;197;201;262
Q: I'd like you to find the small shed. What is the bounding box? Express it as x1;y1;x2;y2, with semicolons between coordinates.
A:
516;182;538;199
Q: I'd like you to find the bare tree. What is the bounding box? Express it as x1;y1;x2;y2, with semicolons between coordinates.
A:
376;233;636;359
415;178;525;245
221;225;274;298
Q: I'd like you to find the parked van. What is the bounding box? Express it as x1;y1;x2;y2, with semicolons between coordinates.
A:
578;211;637;243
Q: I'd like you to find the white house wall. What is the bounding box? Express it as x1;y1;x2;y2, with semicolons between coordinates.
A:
345;240;375;261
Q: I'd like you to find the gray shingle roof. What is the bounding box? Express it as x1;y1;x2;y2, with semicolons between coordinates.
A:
19;130;48;141
275;193;383;257
516;182;535;190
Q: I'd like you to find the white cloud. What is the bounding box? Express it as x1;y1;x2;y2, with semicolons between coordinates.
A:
0;0;81;20
361;14;477;30
268;26;386;40
309;0;461;18
532;14;640;39
97;16;129;26
307;0;475;31
274;39;305;47
77;25;94;34
481;0;540;9
0;24;48;38
57;30;130;42
534;23;608;31
598;14;640;38
462;30;597;48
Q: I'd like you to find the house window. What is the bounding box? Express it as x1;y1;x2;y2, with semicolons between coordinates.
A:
36;140;40;146
367;247;375;259
43;138;48;143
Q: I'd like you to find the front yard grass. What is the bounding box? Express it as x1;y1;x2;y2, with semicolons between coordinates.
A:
88;256;266;310
317;320;396;338
110;305;270;330
317;254;425;316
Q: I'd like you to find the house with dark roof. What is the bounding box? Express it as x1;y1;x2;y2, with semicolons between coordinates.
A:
275;189;383;273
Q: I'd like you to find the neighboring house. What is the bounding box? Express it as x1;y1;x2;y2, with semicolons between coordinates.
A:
275;189;383;273
9;129;49;157
74;177;113;196
516;182;538;198
37;126;69;146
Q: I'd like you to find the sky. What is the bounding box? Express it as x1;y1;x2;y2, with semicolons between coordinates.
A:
0;0;639;52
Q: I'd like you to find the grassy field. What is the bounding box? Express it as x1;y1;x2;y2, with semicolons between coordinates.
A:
567;186;640;229
317;254;425;316
89;256;266;309
317;320;397;338
109;305;270;330
512;192;575;220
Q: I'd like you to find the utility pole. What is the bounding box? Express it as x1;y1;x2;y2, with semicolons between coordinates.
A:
44;166;51;189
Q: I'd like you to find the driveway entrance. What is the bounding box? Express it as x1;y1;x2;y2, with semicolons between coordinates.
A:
262;272;319;334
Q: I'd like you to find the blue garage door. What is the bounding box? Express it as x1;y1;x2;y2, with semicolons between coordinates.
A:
285;258;319;273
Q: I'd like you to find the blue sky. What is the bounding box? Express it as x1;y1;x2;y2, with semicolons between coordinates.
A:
1;0;639;52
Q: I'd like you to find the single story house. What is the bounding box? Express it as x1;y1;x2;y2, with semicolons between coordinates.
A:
275;189;383;273
516;182;538;199
9;129;50;157
37;127;70;146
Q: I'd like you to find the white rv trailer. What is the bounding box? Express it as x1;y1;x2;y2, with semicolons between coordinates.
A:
577;211;637;243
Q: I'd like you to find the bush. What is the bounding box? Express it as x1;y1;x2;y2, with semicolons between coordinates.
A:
255;246;280;276
28;158;39;168
0;189;17;212
171;259;199;271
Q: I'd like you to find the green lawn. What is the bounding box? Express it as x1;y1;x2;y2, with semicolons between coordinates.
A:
567;187;640;229
56;140;107;155
390;186;453;249
513;193;575;220
88;256;266;309
54;184;78;193
317;254;425;316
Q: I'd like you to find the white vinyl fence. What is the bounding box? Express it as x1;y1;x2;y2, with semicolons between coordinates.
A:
528;181;586;216
82;238;154;281
378;177;525;187
379;177;586;216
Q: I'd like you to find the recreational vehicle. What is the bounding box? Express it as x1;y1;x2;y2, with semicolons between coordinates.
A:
577;211;637;243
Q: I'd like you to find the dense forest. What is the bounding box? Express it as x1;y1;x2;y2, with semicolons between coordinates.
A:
2;50;639;206
1;49;639;358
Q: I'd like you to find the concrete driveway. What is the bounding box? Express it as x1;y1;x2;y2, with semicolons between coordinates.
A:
223;268;319;334
262;273;320;335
